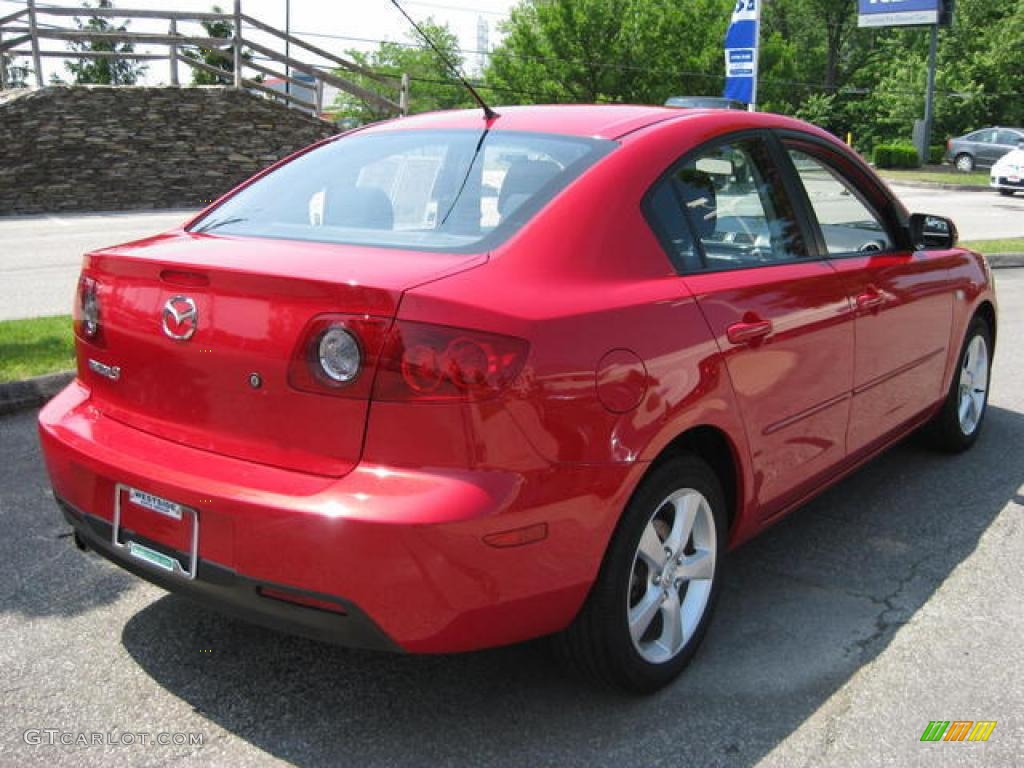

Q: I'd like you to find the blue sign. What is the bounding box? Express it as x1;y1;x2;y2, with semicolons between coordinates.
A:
858;0;941;27
723;0;760;105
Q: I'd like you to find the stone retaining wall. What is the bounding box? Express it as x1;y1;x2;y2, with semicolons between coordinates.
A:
0;86;339;214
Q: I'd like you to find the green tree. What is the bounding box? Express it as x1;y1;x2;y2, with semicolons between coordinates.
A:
64;0;146;85
330;20;473;124
182;5;253;85
486;0;729;105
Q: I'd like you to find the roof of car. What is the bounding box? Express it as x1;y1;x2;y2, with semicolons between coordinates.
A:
360;104;699;141
358;104;835;147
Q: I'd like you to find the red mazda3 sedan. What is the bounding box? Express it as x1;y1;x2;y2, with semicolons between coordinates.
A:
39;106;996;692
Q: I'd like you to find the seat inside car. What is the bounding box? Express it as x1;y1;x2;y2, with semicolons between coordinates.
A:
498;159;562;221
325;186;395;230
672;169;718;241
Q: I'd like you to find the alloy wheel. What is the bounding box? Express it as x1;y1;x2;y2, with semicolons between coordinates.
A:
958;334;989;436
955;154;975;172
627;488;716;664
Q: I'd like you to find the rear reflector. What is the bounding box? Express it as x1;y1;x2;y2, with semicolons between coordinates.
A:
257;585;348;615
483;523;549;548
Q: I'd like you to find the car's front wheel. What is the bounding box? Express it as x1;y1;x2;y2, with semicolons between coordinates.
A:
557;455;726;693
924;316;992;452
955;153;976;172
998;188;1015;196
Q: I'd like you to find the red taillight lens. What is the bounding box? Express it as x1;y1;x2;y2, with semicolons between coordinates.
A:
74;275;101;342
373;321;529;402
288;314;391;398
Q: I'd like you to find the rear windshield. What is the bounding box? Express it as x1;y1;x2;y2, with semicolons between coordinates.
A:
188;129;615;253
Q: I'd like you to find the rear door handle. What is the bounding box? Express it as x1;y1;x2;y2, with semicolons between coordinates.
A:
727;319;772;346
856;287;885;311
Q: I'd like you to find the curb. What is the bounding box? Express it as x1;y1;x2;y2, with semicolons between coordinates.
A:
988;252;1024;269
882;179;991;193
0;371;74;417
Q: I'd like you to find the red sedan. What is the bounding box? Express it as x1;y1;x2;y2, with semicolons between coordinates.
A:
39;106;996;692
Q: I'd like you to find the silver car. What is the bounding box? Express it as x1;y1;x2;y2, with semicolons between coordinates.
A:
946;127;1024;172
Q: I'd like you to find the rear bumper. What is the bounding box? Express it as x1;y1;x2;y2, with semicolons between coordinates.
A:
39;381;635;653
58;496;399;651
991;175;1024;190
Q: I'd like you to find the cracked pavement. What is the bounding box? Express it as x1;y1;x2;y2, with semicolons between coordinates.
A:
0;271;1022;767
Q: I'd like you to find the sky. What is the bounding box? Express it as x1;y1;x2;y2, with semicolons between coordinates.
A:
1;0;518;85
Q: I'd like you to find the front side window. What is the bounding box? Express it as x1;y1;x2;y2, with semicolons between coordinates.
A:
645;137;808;273
787;149;893;256
995;130;1022;146
189;130;614;253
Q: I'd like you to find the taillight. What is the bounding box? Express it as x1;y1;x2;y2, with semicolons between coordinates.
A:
373;321;529;402
288;314;390;398
74;275;101;341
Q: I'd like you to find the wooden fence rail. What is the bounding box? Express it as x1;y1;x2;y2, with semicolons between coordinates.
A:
0;0;407;118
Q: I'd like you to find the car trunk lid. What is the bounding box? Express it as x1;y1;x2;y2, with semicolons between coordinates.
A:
78;231;484;476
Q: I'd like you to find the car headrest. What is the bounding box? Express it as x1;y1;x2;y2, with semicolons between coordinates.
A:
326;186;394;230
673;170;718;240
498;159;563;219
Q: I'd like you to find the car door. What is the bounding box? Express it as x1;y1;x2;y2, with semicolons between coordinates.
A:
993;130;1023;163
644;133;854;519
778;135;954;456
968;130;996;166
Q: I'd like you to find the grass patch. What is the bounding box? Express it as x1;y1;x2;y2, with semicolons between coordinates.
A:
878;166;991;187
0;315;75;383
960;238;1024;255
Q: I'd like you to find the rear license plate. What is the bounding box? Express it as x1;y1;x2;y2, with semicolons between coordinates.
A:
112;484;198;580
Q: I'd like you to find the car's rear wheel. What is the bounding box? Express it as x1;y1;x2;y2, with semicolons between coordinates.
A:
998;188;1015;196
924;316;992;452
955;153;976;173
556;455;726;693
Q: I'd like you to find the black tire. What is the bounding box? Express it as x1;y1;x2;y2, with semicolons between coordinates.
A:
923;316;993;452
555;454;727;693
955;153;975;173
998;189;1015;197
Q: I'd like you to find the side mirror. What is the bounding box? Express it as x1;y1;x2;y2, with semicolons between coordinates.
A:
909;213;958;250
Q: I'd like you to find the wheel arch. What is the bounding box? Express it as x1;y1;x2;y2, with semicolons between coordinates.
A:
974;300;997;351
648;424;744;540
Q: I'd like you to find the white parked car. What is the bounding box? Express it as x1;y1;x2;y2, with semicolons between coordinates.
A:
991;142;1024;196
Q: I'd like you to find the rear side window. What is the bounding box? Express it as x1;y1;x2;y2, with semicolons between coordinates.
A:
644;137;809;273
188;130;614;253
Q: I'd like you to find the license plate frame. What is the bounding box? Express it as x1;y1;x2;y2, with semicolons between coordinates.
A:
112;483;199;580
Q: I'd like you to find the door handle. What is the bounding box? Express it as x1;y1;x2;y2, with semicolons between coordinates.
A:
856;287;885;312
727;319;772;346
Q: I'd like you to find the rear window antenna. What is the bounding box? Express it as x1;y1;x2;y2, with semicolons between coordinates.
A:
389;0;499;121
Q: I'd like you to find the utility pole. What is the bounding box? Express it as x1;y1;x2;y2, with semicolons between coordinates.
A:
919;22;939;163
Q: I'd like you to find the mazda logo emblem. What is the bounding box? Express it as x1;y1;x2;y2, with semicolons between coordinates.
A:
162;295;198;341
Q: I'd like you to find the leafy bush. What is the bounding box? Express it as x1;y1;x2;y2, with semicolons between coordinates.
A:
929;144;946;165
873;143;921;169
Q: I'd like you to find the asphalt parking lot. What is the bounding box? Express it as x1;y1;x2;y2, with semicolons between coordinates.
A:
1;274;1022;768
